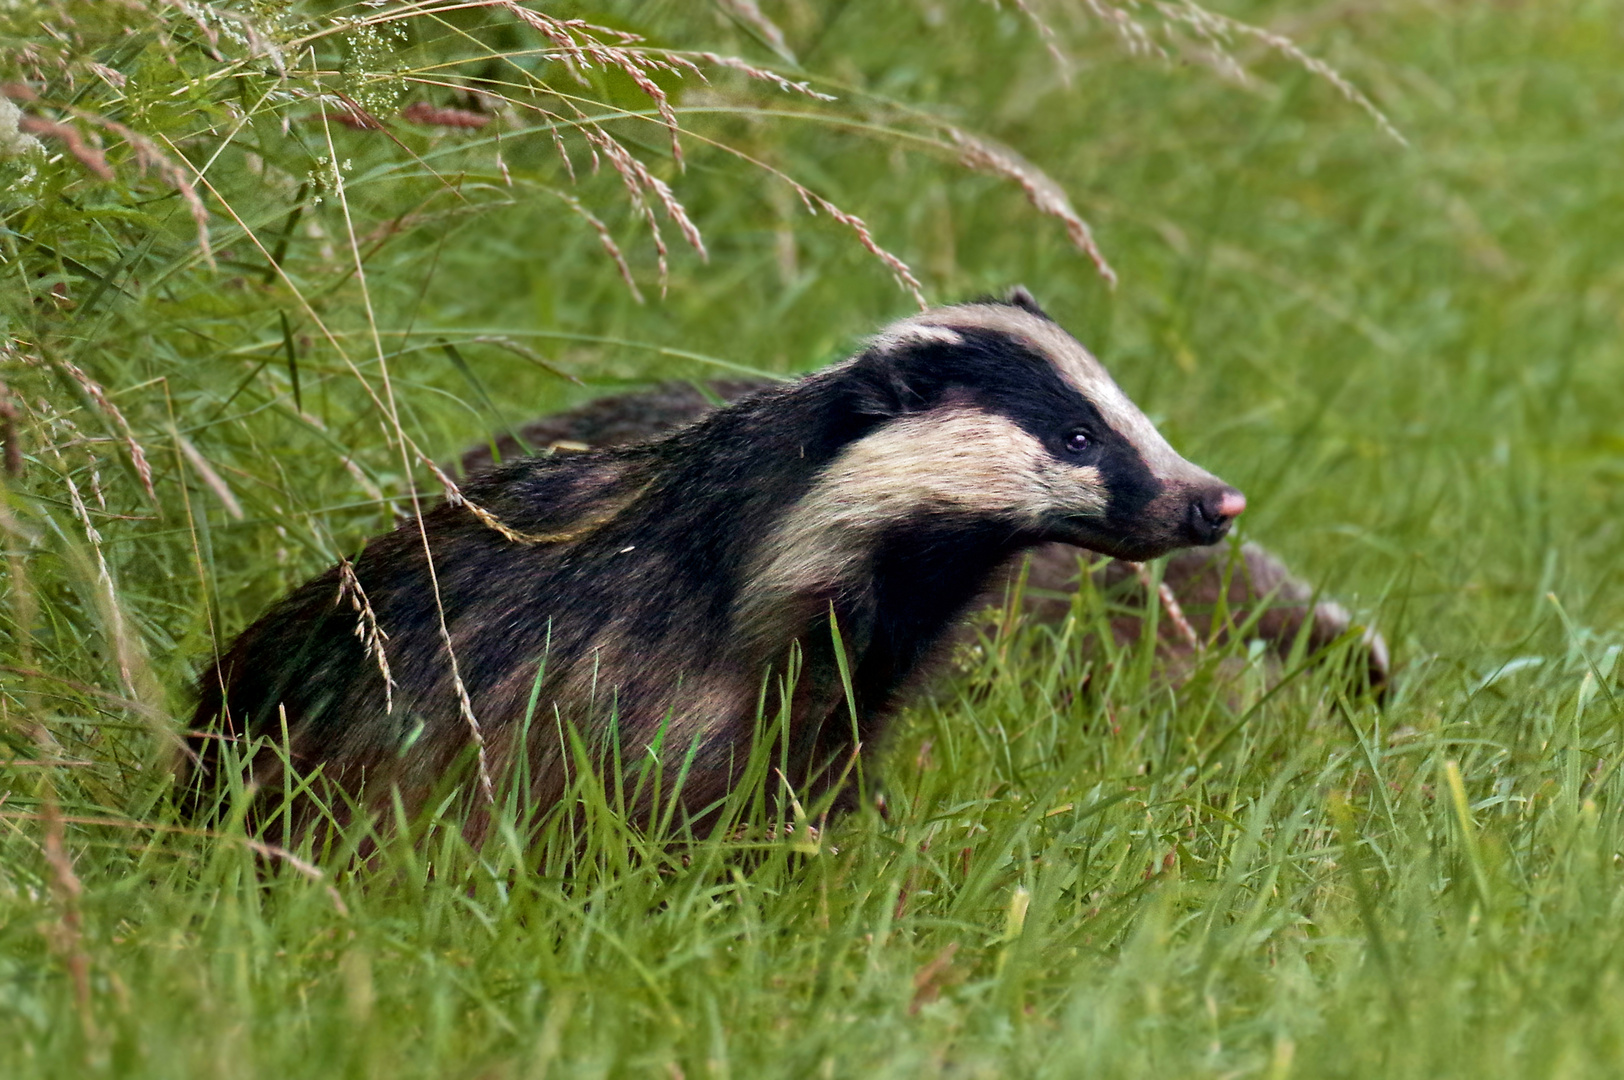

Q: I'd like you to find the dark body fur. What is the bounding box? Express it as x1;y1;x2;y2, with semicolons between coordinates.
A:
194;297;1245;832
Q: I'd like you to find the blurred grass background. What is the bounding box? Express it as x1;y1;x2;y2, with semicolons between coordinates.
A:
2;1;1623;1076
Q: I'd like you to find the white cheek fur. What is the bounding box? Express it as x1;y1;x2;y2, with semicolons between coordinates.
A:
738;409;1107;632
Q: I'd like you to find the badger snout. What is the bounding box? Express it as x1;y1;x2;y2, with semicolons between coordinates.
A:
1187;486;1246;546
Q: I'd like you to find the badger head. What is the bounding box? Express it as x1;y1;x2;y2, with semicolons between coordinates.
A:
827;288;1245;563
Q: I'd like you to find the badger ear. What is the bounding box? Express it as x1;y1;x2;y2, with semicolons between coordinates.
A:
1005;286;1051;320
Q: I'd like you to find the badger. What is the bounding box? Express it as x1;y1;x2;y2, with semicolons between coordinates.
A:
191;290;1245;834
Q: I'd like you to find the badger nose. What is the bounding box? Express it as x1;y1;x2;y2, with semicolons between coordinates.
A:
1188;487;1246;545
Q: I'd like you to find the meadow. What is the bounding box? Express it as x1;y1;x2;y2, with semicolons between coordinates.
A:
2;1;1623;1076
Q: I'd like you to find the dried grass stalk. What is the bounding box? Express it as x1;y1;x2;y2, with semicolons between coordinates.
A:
796;187;927;309
713;0;793;61
37;785;97;1042
338;557;396;715
175;433;244;521
952;129;1117;287
1131;561;1203;652
51;356;156;503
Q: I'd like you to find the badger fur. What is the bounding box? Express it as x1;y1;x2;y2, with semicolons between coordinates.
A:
192;290;1244;831
465;382;1389;692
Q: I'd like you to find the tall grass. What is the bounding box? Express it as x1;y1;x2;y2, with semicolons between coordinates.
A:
3;0;1624;1076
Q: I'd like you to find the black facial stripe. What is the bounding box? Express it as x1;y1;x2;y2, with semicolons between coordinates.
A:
860;327;1164;520
1098;437;1161;524
865;328;1091;436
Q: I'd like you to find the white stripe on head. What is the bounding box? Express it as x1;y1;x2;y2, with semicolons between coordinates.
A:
884;304;1198;481
869;324;965;352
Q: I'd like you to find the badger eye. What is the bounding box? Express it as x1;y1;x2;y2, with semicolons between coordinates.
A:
1063;430;1091;453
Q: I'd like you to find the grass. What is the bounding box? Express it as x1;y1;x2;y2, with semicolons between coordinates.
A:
3;0;1624;1076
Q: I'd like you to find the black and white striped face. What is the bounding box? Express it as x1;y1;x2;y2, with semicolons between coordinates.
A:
797;292;1245;564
